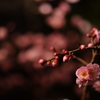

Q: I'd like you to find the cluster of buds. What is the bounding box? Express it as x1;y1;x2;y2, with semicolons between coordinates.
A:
39;44;86;67
39;47;72;67
39;28;100;91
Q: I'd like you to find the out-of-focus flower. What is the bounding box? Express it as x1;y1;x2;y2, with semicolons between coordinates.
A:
38;3;53;15
14;34;32;49
0;27;8;40
31;33;45;47
46;32;68;50
92;28;100;43
59;2;71;13
0;48;8;61
76;78;89;88
45;2;69;29
65;0;80;4
62;99;70;100
46;15;66;29
71;15;92;34
93;80;100;92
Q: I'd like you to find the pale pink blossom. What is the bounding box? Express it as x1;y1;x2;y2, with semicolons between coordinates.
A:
38;3;53;15
92;28;100;43
76;67;90;80
65;0;80;4
88;43;93;47
86;63;100;80
76;63;100;87
76;78;88;88
93;80;100;92
76;78;94;88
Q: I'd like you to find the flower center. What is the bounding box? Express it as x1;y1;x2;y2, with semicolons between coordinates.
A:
81;72;87;77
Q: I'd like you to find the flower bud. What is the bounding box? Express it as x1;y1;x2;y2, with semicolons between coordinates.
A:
52;59;58;67
38;59;47;65
55;56;59;60
54;52;60;56
68;55;73;60
88;43;93;47
79;45;85;50
50;46;56;51
63;55;69;62
86;33;91;37
62;49;69;54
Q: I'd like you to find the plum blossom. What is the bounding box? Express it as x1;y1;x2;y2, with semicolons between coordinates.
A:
93;80;100;92
76;67;90;80
94;30;100;43
91;28;100;43
86;63;100;80
76;63;100;87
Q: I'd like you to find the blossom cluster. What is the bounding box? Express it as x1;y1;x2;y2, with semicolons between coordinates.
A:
76;63;100;87
39;27;100;93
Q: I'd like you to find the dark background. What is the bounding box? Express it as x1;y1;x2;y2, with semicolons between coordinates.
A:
0;0;100;100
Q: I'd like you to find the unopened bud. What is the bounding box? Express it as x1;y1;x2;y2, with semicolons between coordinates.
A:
55;56;59;60
38;59;47;65
52;59;58;67
50;46;56;51
62;49;69;54
88;43;93;47
68;55;73;60
79;45;85;50
54;52;60;56
86;33;91;37
63;55;69;62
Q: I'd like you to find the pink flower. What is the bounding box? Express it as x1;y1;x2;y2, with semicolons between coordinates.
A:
93;80;100;92
92;28;100;43
76;78;94;88
76;63;100;87
86;63;100;80
76;78;88;88
76;67;90;80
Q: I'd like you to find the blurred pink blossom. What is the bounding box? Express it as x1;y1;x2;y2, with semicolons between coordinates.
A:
71;15;92;34
93;80;100;92
46;32;68;50
46;15;66;29
0;27;8;40
13;33;33;49
31;33;45;47
0;48;8;61
38;3;53;15
65;0;80;3
58;1;71;13
92;28;100;43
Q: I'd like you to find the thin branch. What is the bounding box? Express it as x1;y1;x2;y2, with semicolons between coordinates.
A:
73;55;88;65
81;86;87;100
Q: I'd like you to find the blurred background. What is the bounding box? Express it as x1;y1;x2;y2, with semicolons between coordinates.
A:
0;0;100;100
